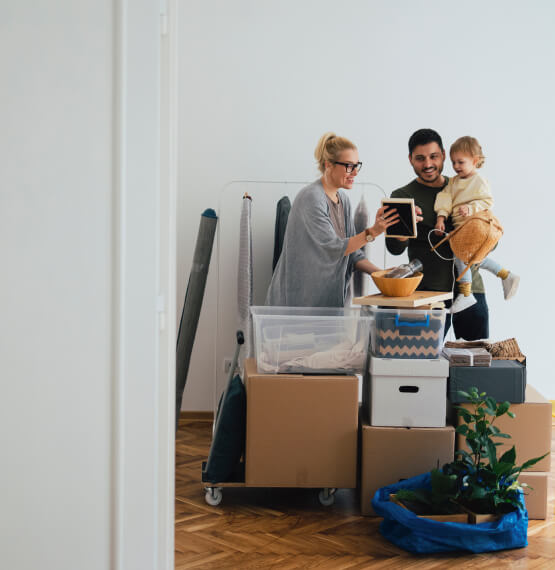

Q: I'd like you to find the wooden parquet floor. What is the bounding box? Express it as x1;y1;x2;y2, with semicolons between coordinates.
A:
175;417;555;569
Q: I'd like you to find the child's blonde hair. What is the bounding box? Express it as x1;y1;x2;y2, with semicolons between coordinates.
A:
314;132;357;174
450;136;485;168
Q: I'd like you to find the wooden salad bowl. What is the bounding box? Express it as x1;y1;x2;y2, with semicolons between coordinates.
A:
371;270;423;297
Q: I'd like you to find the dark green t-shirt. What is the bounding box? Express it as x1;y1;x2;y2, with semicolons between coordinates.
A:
385;178;485;293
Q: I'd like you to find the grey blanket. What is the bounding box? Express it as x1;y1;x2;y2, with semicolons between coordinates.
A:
266;179;364;307
237;195;253;357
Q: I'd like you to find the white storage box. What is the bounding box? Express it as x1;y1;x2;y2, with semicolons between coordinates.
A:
367;356;449;427
250;306;372;374
370;307;446;359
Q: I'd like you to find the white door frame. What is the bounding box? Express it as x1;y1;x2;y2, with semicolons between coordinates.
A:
111;1;177;569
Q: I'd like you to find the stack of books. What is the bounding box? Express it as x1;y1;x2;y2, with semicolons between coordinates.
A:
441;346;492;367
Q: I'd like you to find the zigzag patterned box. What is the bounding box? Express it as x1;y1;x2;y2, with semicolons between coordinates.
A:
370;307;446;359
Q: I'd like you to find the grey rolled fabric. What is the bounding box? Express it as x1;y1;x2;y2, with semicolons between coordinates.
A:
176;208;218;432
353;194;369;298
237;196;253;358
273;196;291;271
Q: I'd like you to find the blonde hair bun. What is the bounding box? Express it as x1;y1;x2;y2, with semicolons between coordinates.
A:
314;132;356;174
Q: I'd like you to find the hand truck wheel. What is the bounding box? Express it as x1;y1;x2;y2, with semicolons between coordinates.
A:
204;486;223;506
318;487;336;506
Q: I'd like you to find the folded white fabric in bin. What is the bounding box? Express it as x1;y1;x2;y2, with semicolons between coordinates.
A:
282;339;367;372
257;339;367;374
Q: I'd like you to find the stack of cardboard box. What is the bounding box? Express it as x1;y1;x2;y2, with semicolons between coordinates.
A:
245;307;374;489
245;300;551;517
358;301;455;515
454;384;551;519
444;339;550;518
356;293;551;519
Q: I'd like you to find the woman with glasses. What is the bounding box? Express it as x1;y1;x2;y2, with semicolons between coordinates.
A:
266;132;400;307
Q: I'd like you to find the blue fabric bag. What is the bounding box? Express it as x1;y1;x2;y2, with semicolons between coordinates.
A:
371;472;528;554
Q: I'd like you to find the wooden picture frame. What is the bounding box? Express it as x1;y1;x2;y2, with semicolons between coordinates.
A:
381;198;417;239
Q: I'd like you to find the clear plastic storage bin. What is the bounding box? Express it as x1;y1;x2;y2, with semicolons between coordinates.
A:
251;306;372;374
370;307;446;359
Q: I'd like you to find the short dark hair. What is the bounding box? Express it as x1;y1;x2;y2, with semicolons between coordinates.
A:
408;129;444;155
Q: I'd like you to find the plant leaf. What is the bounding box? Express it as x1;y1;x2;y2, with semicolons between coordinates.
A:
485;396;497;411
496;401;510;416
492;432;511;439
520;452;550;470
467;439;480;455
458;409;473;423
454;449;474;462
499;446;516;465
492;461;514;476
431;469;458;496
468;387;480;399
485;439;497;465
469;485;489;500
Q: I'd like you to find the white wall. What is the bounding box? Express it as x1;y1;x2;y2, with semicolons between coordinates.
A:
178;0;555;411
1;2;173;569
1;3;113;568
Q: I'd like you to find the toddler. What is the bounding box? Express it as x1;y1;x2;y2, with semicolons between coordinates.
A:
434;136;519;314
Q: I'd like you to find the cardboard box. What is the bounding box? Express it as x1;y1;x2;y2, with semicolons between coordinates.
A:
244;358;358;487
359;417;455;515
365;356;449;427
456;385;551;472
519;472;549;520
448;360;526;404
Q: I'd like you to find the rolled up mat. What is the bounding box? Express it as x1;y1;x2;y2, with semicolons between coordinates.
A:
272;196;291;271
176;208;218;432
237;196;253;358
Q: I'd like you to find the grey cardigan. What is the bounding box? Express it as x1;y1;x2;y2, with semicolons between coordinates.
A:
265;179;365;307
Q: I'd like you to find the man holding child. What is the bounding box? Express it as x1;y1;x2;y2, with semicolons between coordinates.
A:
385;128;489;340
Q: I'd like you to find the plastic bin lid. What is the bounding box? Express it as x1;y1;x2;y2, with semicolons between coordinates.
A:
250;306;370;318
369;355;449;376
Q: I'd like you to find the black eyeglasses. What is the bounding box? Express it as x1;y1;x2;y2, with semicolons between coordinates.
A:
333;161;362;173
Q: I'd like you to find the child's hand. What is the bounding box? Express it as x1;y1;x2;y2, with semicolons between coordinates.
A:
434;219;445;236
458;205;470;217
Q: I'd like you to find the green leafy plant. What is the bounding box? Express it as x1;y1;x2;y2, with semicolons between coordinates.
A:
395;387;549;516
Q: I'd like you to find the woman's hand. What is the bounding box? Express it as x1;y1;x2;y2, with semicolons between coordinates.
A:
458;205;470;217
370;205;400;237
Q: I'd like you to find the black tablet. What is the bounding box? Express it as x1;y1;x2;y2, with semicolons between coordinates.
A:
381;198;417;238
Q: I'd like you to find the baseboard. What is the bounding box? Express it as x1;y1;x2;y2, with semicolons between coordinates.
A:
180;411;214;421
